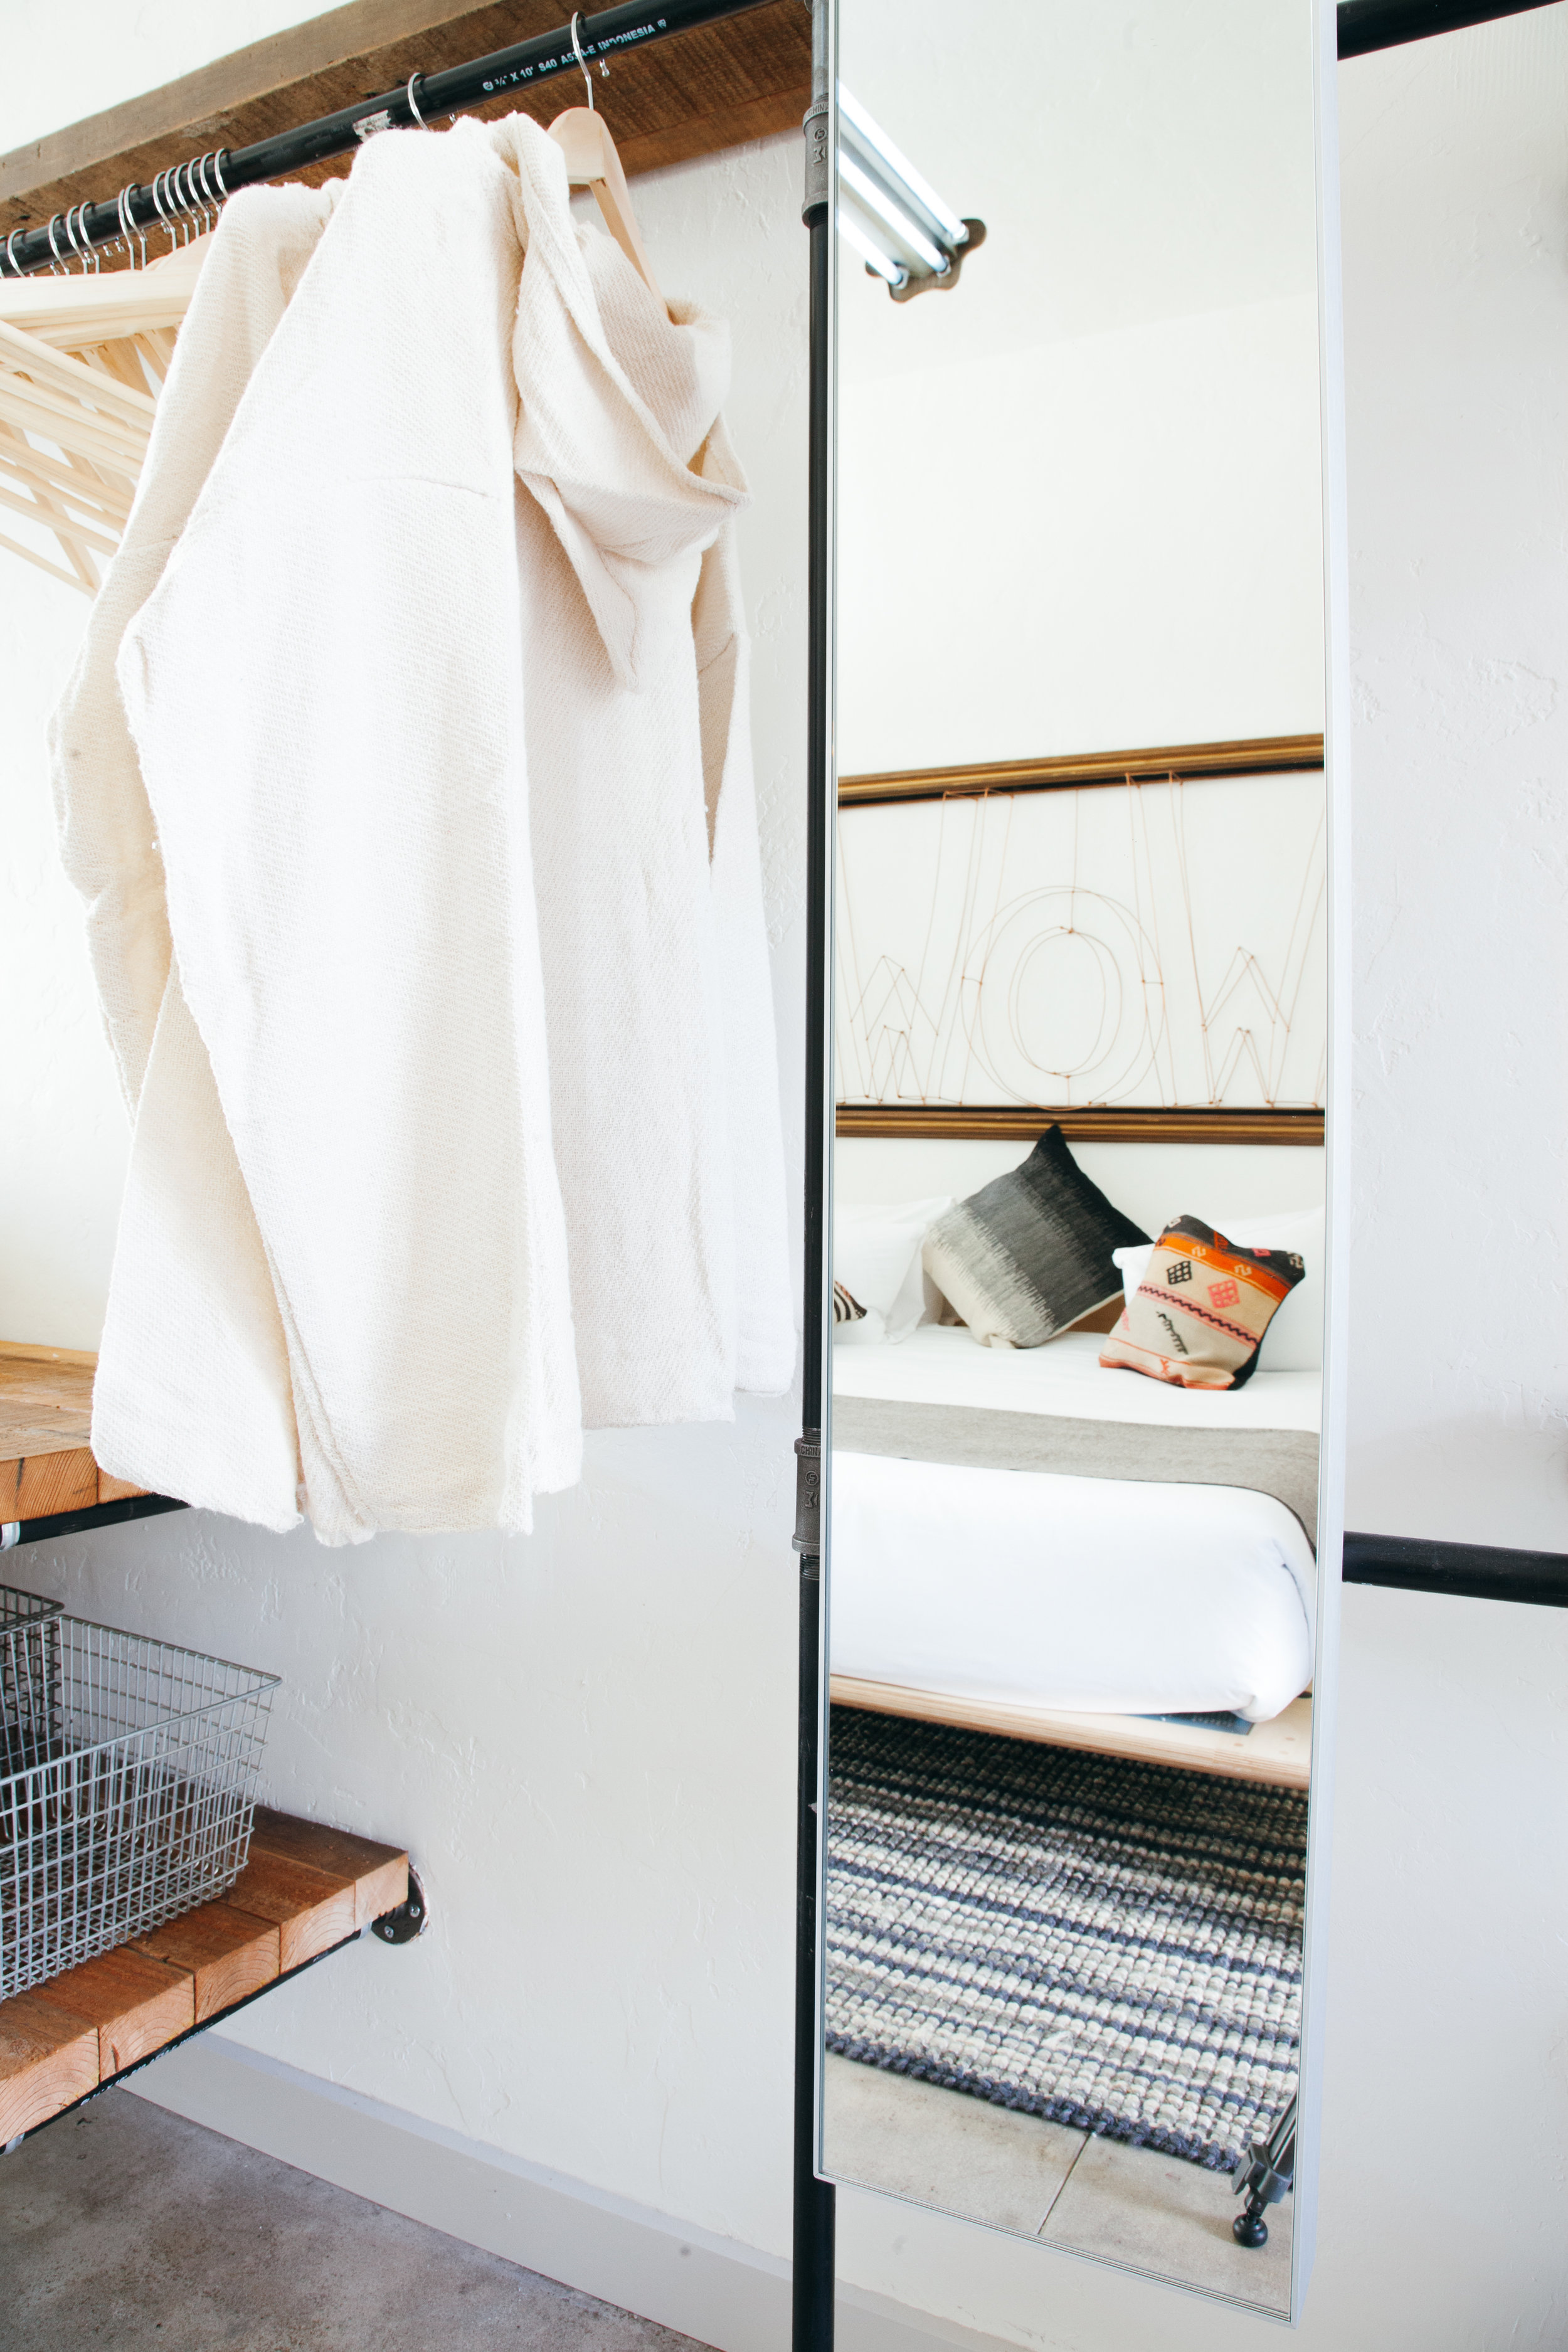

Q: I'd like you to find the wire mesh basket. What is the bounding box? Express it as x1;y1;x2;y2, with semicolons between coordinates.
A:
1;1583;65;1761
0;1584;280;2002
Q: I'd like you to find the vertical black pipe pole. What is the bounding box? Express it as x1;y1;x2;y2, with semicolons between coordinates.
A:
792;3;835;2348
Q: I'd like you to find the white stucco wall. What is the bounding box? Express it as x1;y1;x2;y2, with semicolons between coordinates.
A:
5;8;1568;2351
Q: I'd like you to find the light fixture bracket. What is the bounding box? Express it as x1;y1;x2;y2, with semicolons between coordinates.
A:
886;215;987;302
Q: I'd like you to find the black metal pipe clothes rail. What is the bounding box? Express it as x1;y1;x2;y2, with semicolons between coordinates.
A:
1343;1530;1568;1606
1;0;769;277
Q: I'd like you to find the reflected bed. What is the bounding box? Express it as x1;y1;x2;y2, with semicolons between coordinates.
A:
830;1329;1319;1785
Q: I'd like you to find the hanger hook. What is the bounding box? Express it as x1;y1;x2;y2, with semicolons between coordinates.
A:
406;72;429;128
210;148;230;202
45;212;66;275
3;228;23;280
195;152;219;231
150;169;177;252
117;184;144;270
570;14;594;110
569;13;608;109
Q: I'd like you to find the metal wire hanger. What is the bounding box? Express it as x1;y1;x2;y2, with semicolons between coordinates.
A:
547;12;664;305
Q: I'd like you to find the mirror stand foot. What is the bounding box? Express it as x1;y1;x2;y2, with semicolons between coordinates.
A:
1232;2202;1271;2248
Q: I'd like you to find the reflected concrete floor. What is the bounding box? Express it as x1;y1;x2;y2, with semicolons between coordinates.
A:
0;2089;706;2352
824;2053;1292;2314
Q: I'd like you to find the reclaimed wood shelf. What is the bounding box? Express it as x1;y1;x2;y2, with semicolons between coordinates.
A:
0;1342;145;1525
0;1808;408;2146
0;0;812;258
831;1680;1313;1791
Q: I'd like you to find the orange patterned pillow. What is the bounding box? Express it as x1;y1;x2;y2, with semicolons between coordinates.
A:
1098;1216;1305;1391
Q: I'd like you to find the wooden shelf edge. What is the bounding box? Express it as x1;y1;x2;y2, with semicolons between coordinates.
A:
1;1344;155;1521
0;1811;410;2144
830;1677;1313;1791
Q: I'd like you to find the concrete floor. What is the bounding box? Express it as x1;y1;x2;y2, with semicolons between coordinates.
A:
823;2054;1293;2316
0;2089;707;2352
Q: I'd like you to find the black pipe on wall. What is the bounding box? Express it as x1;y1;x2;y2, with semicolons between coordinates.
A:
1338;0;1559;57
1343;1532;1568;1606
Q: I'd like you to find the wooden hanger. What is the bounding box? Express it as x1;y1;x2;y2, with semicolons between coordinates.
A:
548;107;665;314
0;236;208;593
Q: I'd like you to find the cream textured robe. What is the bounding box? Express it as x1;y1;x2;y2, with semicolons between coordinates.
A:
60;114;792;1540
51;186;339;1528
498;117;794;1421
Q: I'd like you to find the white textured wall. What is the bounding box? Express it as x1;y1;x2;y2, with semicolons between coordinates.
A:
7;8;1568;2352
838;297;1325;773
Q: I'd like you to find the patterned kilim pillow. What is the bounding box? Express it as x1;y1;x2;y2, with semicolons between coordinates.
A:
1098;1215;1305;1391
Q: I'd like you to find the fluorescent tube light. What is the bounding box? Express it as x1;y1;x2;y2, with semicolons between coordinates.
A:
839;211;908;289
837;86;968;250
839;152;948;278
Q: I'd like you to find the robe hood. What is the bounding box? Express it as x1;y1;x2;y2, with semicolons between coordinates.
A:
489;114;749;693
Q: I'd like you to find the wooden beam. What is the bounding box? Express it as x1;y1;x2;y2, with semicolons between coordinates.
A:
835;1105;1327;1145
222;1854;363;1972
1;1447;99;1522
0;0;811;260
248;1808;410;1929
38;1948;195;2076
131;1907;280;2023
0;1995;98;2144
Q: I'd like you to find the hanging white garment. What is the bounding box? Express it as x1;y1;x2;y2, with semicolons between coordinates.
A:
110;122;583;1542
51;184;339;1112
58;114;793;1540
495;115;795;1420
51;186;340;1527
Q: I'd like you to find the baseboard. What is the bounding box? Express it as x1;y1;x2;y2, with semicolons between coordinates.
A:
125;2033;1009;2352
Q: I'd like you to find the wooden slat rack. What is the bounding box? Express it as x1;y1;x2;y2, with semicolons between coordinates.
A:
0;1809;410;2146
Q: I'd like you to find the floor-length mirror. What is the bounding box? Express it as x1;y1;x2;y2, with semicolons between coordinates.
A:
819;0;1333;2316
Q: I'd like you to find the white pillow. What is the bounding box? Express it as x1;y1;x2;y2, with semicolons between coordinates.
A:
1113;1205;1325;1372
833;1196;953;1345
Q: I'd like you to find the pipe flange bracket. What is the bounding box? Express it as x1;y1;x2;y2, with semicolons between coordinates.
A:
793;1429;822;1554
370;1863;428;1945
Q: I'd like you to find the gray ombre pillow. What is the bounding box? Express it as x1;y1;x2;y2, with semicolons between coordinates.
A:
922;1128;1149;1348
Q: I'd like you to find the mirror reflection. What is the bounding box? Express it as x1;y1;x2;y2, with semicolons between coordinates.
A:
822;0;1328;2316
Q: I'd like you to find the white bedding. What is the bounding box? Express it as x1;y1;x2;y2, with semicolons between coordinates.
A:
833;1324;1322;1432
829;1327;1320;1724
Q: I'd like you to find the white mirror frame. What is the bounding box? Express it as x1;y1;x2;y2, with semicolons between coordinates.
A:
808;0;1353;2323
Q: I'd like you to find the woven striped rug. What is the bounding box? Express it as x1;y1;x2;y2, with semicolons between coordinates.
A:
825;1708;1305;2170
